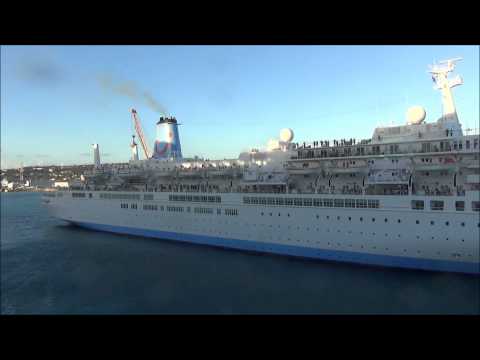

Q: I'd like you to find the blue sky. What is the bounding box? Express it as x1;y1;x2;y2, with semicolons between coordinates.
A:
1;45;478;169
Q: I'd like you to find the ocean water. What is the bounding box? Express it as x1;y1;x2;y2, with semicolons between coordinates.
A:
1;192;479;314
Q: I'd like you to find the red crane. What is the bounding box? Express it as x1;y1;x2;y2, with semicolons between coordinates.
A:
130;108;152;159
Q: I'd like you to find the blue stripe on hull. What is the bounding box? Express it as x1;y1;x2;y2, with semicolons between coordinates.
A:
72;221;479;275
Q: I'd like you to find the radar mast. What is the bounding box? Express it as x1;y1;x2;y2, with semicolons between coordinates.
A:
428;57;463;123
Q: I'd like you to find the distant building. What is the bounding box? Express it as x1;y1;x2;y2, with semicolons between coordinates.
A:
54;181;69;188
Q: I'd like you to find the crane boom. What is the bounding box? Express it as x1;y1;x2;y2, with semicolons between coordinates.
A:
130;108;152;159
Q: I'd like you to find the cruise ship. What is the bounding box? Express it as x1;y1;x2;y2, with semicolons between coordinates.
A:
43;58;480;274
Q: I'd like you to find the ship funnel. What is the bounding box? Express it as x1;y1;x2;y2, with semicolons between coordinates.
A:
152;116;183;160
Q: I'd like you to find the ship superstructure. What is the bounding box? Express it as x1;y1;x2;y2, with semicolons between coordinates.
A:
43;59;480;274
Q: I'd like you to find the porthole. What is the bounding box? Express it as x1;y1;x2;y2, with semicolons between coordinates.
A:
360;217;363;222
461;239;464;242
461;222;465;227
337;216;340;220
261;212;264;216
416;220;420;224
397;219;401;223
348;217;351;221
326;216;330;219
384;218;388;223
372;218;375;222
430;221;434;225
316;215;319;219
445;221;449;226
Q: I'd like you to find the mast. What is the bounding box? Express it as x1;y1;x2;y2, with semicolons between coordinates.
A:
428;57;463;123
130;135;139;161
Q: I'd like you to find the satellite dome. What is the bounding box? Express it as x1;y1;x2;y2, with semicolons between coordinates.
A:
406;106;426;125
279;128;294;142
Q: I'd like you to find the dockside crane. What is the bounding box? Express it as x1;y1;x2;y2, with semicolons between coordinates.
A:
130;108;152;159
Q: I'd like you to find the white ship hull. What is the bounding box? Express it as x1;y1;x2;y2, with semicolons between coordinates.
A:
43;191;480;274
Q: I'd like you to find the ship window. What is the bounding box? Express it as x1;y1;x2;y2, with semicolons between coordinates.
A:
430;200;444;211
356;199;367;208
411;200;424;210
472;201;480;212
294;198;303;206
144;194;153;200
216;196;221;203
313;199;322;207
267;198;275;205
285;198;293;206
345;199;355;208
334;199;344;207
276;198;285;206
323;199;333;207
455;201;465;211
368;200;379;208
303;198;313;206
243;197;250;204
260;198;267;205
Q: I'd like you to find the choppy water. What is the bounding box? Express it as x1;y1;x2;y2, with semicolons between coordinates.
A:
1;192;479;314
